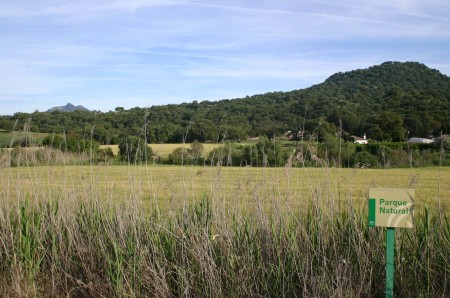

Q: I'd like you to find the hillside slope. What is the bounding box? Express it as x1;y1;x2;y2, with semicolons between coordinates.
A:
2;61;449;144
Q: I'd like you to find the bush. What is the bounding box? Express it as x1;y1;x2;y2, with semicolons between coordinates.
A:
350;151;379;168
96;147;115;165
241;137;290;167
167;147;189;165
207;142;246;166
167;142;205;165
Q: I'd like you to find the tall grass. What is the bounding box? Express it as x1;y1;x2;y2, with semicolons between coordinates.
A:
0;163;449;297
0;196;448;297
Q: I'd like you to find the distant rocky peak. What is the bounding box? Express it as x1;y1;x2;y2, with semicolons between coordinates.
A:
47;103;90;112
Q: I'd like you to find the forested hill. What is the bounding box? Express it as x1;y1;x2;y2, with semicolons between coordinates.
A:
1;61;449;144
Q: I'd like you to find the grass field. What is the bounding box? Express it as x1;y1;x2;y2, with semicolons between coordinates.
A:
101;143;227;157
2;165;448;212
0;164;449;296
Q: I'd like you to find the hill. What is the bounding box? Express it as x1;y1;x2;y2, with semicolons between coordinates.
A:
46;103;90;112
1;61;449;144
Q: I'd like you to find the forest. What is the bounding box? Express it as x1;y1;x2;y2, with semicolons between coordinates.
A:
1;61;449;144
0;61;449;168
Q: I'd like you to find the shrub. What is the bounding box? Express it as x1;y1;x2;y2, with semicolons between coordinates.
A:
350;151;379;168
167;142;205;165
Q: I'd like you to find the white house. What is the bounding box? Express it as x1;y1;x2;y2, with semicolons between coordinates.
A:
352;134;368;144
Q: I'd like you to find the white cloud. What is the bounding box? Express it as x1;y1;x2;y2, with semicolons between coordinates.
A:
0;0;182;18
0;0;449;115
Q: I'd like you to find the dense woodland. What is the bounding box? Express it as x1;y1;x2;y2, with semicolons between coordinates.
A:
1;61;449;143
1;61;449;167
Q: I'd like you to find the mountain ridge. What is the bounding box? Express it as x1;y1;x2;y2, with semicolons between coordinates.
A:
46;103;90;112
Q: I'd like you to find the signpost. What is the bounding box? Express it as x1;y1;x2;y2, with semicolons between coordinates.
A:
368;188;414;298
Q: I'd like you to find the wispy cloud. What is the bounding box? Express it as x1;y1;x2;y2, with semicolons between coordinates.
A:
0;0;181;18
0;0;449;115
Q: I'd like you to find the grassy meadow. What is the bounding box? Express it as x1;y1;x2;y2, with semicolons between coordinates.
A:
100;143;229;158
1;165;448;213
0;161;449;296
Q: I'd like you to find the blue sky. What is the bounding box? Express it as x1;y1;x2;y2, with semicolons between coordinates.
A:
1;0;449;115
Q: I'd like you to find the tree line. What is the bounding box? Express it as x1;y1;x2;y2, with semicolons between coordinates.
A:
0;61;449;147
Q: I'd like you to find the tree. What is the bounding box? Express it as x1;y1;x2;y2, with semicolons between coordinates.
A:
118;136;153;163
207;142;245;166
241;136;287;167
188;141;204;161
373;112;406;141
168;147;189;165
319;132;340;164
220;125;248;142
1;61;448;146
43;133;99;153
187;119;218;143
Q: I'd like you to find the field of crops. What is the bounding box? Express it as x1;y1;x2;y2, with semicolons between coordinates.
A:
100;143;230;157
0;164;449;296
2;165;448;212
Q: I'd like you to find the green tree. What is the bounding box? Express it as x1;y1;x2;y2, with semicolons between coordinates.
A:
187;119;218;142
373;112;406;142
167;147;189;165
188;141;204;162
43;133;99;153
319;132;340;165
118;136;153;163
242;136;287;167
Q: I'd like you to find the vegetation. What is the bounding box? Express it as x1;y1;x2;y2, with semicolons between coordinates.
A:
42;133;100;154
0;62;448;168
1;62;449;145
0;131;48;148
0;61;448;296
118;136;153;164
0;162;448;297
1;197;448;297
1;134;448;168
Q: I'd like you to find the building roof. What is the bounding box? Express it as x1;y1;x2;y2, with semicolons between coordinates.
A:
352;136;366;141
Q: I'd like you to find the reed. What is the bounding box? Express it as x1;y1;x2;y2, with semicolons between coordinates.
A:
0;160;448;297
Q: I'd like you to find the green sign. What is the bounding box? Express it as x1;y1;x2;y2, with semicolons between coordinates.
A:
368;188;415;298
368;188;414;228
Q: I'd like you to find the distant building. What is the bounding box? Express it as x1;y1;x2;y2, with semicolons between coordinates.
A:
407;137;433;144
352;134;368;144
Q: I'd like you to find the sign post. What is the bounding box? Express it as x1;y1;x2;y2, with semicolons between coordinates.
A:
386;227;395;298
368;188;414;298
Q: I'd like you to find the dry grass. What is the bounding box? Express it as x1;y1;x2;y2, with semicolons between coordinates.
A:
0;162;449;297
100;143;222;158
1;165;448;213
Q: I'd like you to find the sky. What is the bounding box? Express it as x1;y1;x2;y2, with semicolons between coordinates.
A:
1;0;449;115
